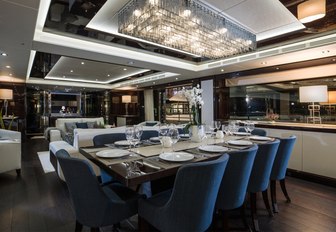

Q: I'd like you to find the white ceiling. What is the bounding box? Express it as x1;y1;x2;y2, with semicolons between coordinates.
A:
0;0;335;91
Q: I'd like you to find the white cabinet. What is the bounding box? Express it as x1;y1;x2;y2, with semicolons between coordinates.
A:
265;128;336;178
302;132;336;178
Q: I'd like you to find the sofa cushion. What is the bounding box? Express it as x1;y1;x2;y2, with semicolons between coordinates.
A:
65;122;77;133
76;122;88;129
86;121;98;128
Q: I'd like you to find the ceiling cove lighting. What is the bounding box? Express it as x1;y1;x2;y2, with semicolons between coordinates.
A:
118;0;256;59
298;0;326;24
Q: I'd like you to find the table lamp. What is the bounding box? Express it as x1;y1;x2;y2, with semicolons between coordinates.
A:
122;95;132;115
299;85;328;123
0;89;13;117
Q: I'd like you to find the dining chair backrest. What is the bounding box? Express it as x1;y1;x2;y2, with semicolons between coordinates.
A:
55;149;111;225
141;130;159;140
251;128;267;136
270;136;296;181
93;133;126;147
216;145;258;210
237;127;266;136
247;140;280;193
158;154;229;232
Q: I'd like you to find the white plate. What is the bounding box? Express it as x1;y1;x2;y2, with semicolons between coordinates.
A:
249;136;273;141
233;132;251;136
227;140;253;146
114;140;130;146
96;149;130;158
149;137;161;142
198;145;229;153
159;152;194;162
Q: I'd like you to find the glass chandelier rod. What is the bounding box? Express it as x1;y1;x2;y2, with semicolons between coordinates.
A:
118;0;256;59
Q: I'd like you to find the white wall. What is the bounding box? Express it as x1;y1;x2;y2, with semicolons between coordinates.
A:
201;80;214;125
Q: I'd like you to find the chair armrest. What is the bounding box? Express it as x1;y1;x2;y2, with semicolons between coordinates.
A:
50;130;62;142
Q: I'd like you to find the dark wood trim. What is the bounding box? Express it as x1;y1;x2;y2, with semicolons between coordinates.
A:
256;123;336;133
287;169;336;188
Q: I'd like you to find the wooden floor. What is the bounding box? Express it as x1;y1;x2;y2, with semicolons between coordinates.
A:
0;137;336;232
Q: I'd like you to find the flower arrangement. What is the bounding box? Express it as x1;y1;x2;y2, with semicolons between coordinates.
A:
179;85;204;125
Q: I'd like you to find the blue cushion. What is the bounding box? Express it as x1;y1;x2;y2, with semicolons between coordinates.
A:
76;122;88;128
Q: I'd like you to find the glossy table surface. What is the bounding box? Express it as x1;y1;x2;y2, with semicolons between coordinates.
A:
79;135;270;187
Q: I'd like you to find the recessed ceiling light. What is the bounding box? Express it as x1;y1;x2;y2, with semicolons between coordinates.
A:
261;61;267;65
81;61;85;65
70;70;73;73
290;81;296;84
123;68;127;71
221;69;224;72
107;74;110;77
276;67;280;70
1;53;7;56
175;77;179;80
5;65;11;68
332;58;336;62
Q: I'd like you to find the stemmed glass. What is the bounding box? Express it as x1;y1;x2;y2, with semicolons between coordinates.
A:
247;122;255;133
169;127;180;152
125;126;135;151
134;125;143;141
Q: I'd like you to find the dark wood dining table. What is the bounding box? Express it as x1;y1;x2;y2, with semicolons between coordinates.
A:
79;135;268;188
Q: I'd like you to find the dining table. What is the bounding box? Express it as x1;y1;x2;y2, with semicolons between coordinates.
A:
79;134;274;188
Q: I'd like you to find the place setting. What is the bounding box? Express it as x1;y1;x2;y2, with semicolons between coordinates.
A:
94;148;141;165
222;139;254;150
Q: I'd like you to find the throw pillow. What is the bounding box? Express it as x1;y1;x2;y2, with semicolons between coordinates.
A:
86;121;97;129
65;122;77;133
76;122;88;129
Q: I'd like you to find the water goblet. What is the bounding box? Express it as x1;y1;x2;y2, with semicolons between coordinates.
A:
169;127;180;152
125;126;135;151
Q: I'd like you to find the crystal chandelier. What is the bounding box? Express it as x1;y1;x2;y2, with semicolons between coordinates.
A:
118;0;256;59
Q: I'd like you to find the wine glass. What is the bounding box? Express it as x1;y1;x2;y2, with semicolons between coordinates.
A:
125;126;135;151
247;122;255;133
134;125;143;141
169;127;180;152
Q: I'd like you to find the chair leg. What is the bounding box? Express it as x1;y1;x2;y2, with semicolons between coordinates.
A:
250;192;260;232
75;220;83;232
270;180;279;213
280;179;291;203
239;204;251;231
138;216;150;232
16;169;21;176
90;227;99;232
262;190;274;217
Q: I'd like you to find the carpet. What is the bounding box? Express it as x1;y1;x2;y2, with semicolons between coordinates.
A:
37;151;55;173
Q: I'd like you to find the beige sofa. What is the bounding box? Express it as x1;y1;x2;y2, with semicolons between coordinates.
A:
0;129;21;175
48;117;105;142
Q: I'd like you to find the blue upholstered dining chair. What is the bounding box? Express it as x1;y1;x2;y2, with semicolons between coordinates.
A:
270;135;296;213
215;145;258;230
140;130;159;140
93;133;127;184
138;154;230;232
238;127;267;136
93;133;126;147
247;139;280;232
55;149;144;232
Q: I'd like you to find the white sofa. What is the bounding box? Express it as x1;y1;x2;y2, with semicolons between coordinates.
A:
0;129;21;175
48;117;105;142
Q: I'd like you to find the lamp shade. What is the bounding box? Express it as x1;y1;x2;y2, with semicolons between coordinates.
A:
298;0;326;24
169;93;187;102
320;91;336;105
122;95;132;103
0;89;13;100
299;85;328;102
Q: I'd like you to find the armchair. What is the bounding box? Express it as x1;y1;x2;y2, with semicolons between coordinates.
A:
0;129;21;175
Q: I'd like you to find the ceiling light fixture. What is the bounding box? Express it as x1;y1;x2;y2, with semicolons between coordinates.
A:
298;0;326;24
118;0;256;59
5;65;11;68
123;68;127;71
1;53;7;56
81;61;85;65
